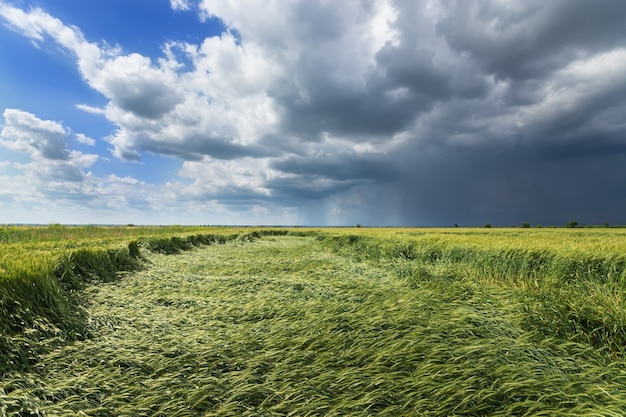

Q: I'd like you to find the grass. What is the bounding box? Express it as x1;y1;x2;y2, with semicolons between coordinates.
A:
1;227;626;415
0;225;268;376
320;228;626;359
0;224;216;244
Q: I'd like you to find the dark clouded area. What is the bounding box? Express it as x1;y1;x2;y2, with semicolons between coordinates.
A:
436;0;626;81
1;0;626;225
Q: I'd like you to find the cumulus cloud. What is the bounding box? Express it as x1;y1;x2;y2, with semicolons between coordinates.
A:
75;133;96;146
174;157;272;202
2;0;626;225
0;108;98;181
97;53;183;119
0;108;70;160
1;3;265;162
0;109;167;221
435;0;626;81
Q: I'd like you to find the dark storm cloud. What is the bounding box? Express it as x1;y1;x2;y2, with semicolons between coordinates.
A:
272;154;397;183
255;0;626;225
267;176;355;201
266;3;443;141
533;89;626;142
358;144;626;227
266;1;493;144
270;45;485;143
535;129;626;161
5;0;626;225
435;0;626;81
262;153;398;204
268;69;424;141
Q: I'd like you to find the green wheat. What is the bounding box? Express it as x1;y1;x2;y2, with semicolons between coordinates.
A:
2;231;626;415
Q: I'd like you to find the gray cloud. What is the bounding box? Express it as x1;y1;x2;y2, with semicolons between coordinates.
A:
96;53;184;119
107;0;626;225
435;0;626;81
3;0;626;225
109;81;181;120
267;177;355;201
382;145;626;227
138;134;271;161
272;154;397;183
265;154;398;203
270;79;419;140
0;108;70;160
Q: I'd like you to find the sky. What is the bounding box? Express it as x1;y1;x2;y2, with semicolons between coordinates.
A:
1;0;626;226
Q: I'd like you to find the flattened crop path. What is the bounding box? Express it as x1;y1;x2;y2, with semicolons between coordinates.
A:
3;236;626;416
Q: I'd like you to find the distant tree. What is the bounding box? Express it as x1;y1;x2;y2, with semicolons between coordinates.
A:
454;224;459;228
536;224;543;228
521;222;531;228
484;223;492;228
566;220;578;228
355;224;362;228
603;222;610;228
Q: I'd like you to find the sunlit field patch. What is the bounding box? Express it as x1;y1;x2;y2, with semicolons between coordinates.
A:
2;228;626;415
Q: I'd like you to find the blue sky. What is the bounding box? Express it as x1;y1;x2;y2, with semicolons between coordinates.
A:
1;0;626;226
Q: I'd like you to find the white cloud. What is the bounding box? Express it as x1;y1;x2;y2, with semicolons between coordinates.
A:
0;3;57;43
75;104;105;115
95;53;183;119
0;109;99;182
175;157;272;199
3;1;626;225
170;0;192;12
1;3;283;164
1;108;69;160
1;1;407;163
0;4;106;77
0;109;163;221
75;133;96;146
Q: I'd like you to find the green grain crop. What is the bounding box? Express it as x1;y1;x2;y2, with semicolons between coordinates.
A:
0;225;259;376
1;227;626;415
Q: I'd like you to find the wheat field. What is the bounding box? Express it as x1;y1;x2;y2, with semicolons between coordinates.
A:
2;226;626;415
